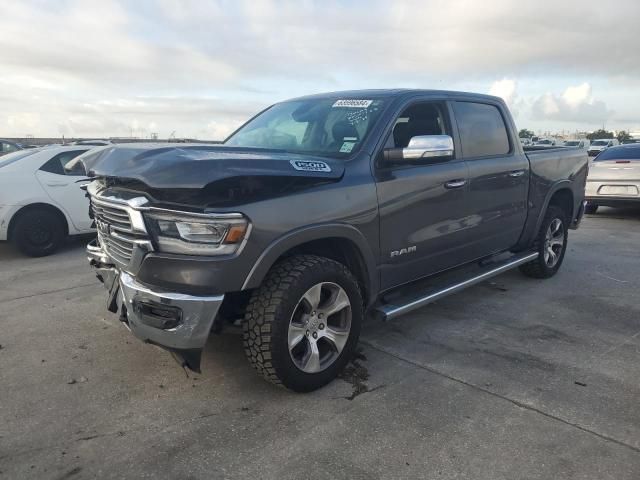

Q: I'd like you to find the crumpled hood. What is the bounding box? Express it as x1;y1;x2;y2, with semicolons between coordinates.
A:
78;143;345;189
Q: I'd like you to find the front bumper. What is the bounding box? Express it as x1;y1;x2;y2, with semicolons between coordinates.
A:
88;239;224;372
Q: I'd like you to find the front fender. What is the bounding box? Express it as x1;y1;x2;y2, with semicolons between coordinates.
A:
241;223;379;304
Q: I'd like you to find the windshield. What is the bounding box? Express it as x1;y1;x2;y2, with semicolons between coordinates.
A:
0;149;39;169
595;146;640;161
225;98;388;158
564;141;579;146
592;140;609;146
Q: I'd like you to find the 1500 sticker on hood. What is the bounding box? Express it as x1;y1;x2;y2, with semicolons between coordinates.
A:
289;159;332;172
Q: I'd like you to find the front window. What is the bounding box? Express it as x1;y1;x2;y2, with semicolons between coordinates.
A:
225;98;388;158
591;140;609;146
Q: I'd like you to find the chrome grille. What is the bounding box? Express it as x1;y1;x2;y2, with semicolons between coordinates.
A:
91;196;148;268
92;200;133;233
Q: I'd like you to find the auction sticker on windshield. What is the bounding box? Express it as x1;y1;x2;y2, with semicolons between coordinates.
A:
333;99;373;108
339;142;356;153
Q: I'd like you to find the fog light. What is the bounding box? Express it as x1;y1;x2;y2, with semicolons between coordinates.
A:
134;301;182;330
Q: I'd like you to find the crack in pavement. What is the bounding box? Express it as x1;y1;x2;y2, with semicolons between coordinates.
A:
360;339;640;455
0;282;97;304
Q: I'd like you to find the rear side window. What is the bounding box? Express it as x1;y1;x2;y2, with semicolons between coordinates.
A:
595;146;640;161
39;150;88;175
453;102;510;158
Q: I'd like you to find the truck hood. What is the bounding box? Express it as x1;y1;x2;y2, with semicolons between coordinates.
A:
78;143;345;189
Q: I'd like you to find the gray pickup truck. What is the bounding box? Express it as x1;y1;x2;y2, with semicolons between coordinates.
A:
75;89;588;392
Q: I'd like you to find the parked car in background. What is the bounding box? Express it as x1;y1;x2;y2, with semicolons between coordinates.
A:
0;146;96;256
520;137;532;146
585;144;640;214
564;139;588;149
588;138;619;157
1;139;23;156
535;138;556;146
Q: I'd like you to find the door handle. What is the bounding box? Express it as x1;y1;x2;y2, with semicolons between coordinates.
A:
508;170;525;178
46;182;68;187
444;179;467;189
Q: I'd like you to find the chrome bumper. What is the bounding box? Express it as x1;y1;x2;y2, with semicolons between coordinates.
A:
87;239;224;371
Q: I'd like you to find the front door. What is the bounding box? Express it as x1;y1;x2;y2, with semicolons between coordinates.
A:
375;100;472;290
451;100;529;259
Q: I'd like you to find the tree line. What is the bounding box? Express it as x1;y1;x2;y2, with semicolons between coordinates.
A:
518;128;633;143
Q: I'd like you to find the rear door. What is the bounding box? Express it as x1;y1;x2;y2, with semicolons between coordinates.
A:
375;99;473;290
35;149;92;231
452;100;529;258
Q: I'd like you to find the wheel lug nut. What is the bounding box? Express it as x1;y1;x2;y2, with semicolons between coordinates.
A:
312;332;318;339
319;323;325;330
306;330;309;336
318;313;324;319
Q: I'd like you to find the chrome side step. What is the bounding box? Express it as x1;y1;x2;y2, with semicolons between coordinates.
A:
375;252;538;321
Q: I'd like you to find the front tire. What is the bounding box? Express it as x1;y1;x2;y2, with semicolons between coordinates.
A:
519;205;568;279
243;254;363;392
11;209;65;257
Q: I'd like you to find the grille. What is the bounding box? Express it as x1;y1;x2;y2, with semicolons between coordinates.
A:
91;197;148;267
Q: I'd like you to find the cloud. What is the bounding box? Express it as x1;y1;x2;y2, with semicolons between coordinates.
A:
531;83;612;124
1;0;640;136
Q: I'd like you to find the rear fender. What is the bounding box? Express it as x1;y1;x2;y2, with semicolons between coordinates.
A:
515;180;574;250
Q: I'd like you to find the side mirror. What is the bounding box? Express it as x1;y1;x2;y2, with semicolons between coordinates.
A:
383;135;454;164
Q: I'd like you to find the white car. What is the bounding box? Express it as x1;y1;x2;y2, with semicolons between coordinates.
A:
0;146;97;256
563;139;588;149
588;138;619;158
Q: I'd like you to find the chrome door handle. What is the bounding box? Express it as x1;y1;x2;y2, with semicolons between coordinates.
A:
46;182;68;186
508;170;525;178
444;179;467;189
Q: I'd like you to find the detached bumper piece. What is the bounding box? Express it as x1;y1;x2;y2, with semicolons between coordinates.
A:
88;239;224;372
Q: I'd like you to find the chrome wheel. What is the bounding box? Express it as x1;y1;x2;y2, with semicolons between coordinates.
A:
543;218;564;268
288;282;352;374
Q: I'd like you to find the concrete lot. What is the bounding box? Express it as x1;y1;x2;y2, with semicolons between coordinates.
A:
1;208;639;479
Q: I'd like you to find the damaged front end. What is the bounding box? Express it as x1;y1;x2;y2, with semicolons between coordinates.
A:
86;193;224;373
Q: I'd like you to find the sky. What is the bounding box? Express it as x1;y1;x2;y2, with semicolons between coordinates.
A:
1;0;639;140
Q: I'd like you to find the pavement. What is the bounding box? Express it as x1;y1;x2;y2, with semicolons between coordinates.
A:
1;207;639;480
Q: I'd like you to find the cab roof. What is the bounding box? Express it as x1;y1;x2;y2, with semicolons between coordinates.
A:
285;89;502;103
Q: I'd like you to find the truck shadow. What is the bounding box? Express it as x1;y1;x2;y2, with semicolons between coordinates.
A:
0;233;93;261
586;205;640;220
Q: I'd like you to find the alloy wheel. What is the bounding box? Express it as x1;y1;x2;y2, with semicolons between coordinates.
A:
288;282;352;373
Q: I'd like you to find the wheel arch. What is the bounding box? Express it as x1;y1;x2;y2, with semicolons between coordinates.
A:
7;202;69;241
242;224;379;306
536;183;574;232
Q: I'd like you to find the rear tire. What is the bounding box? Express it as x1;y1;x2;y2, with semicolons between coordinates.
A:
584;203;598;214
519;205;568;279
243;254;363;392
11;209;65;257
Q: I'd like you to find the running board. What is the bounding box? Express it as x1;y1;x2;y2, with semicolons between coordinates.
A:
375;252;538;321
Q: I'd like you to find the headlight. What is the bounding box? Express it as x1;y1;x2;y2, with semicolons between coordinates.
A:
145;211;249;255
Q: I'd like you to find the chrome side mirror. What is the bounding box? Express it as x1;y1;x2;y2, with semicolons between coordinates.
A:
403;135;454;159
383;135;454;164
